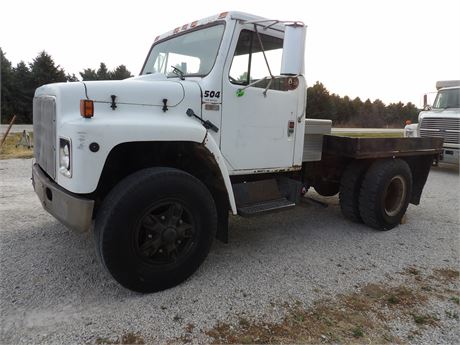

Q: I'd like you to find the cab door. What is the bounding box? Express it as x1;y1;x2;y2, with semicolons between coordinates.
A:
220;25;301;171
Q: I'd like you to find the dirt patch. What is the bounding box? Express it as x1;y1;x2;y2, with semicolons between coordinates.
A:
204;267;459;344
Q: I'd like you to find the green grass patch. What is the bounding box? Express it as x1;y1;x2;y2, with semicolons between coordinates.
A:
412;313;439;325
450;296;460;305
333;132;403;138
352;326;365;338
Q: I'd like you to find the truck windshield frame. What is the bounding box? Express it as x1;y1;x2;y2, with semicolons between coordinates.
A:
141;23;225;78
432;88;460;109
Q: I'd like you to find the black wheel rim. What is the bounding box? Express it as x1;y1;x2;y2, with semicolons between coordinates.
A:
134;200;196;265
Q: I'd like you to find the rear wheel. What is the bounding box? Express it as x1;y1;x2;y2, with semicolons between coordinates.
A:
358;159;412;230
95;167;217;293
339;160;370;223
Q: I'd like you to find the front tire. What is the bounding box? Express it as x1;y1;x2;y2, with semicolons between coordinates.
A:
95;167;217;293
358;159;412;230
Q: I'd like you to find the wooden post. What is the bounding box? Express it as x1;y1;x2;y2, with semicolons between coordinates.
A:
0;115;17;148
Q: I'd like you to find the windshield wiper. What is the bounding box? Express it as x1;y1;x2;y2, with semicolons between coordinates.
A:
171;66;185;80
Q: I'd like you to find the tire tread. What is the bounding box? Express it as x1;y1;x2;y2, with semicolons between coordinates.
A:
358;159;412;230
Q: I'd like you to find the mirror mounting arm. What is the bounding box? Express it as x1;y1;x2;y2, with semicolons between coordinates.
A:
253;24;274;79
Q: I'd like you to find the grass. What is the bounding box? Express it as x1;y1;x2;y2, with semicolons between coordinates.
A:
412;313;439;325
450;296;460;305
333;132;403;138
352;326;364;338
204;267;458;344
0;132;34;160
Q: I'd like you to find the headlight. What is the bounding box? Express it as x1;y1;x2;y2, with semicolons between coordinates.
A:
59;138;72;177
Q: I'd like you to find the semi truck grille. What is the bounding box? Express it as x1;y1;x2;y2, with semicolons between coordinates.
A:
420;117;460;145
33;96;56;179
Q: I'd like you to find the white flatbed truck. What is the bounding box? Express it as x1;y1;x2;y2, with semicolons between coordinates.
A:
32;12;443;292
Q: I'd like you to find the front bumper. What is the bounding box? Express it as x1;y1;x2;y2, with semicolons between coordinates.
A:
32;164;94;232
439;147;460;165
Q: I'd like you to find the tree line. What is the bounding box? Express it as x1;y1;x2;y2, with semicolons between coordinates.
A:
1;48;132;123
1;48;418;126
306;82;419;128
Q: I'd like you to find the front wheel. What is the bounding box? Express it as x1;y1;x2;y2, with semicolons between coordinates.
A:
358;159;412;230
95;167;217;293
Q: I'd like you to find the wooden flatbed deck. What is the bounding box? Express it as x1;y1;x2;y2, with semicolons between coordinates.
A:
322;136;444;159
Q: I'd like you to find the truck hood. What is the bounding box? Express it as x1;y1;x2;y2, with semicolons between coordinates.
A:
83;74;185;107
420;108;460;120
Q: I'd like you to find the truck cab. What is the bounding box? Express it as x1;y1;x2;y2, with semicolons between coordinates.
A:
404;80;460;165
32;11;443;293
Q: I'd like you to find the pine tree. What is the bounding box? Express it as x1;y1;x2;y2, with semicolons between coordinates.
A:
79;63;133;81
110;65;132;80
96;63;110;80
66;73;79;82
1;48;15;123
80;68;98;81
11;61;33;123
29;51;67;88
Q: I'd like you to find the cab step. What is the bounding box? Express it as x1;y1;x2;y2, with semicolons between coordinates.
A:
237;197;295;217
232;178;301;217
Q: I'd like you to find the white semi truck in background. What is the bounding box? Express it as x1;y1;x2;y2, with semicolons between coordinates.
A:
405;80;460;165
32;12;443;293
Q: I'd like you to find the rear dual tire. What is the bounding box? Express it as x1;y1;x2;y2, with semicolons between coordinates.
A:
340;159;412;230
339;160;370;223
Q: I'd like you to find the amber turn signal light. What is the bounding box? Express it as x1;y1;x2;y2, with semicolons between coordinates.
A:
80;100;94;118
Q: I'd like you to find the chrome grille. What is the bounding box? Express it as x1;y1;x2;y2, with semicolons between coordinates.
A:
33;96;56;179
420;117;460;145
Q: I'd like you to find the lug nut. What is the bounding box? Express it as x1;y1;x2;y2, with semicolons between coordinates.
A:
161;216;166;221
179;220;183;224
159;249;163;253
148;234;152;239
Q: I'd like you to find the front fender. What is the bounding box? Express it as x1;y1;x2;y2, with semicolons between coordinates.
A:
202;133;237;215
57;108;206;194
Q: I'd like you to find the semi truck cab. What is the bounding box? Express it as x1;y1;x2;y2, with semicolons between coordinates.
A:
405;80;460;165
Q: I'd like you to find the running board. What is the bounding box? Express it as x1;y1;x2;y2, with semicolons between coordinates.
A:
237;197;295;217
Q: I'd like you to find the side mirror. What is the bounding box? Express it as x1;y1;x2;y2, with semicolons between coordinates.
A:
280;24;306;76
422;94;432;110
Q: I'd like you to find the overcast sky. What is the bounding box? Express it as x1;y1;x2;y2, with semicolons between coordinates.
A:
1;0;459;106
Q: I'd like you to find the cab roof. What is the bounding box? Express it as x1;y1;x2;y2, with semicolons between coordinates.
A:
153;11;291;43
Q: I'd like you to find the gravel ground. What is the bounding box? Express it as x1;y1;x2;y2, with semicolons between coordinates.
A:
0;158;459;344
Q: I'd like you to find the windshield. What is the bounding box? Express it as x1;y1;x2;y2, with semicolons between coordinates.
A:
141;24;225;77
432;88;460;109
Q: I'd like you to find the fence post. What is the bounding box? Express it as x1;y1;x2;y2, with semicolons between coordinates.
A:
0;115;17;148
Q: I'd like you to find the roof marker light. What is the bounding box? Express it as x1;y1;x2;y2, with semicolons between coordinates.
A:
80;100;94;118
218;12;228;19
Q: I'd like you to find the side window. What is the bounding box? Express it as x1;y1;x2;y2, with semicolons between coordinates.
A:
229;29;284;88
